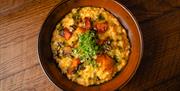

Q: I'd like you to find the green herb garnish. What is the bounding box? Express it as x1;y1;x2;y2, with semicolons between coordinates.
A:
56;23;63;31
72;13;80;21
72;8;81;21
98;14;105;20
56;23;64;36
73;30;99;66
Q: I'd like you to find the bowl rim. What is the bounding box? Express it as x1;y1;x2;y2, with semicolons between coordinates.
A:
37;0;143;90
112;0;143;89
37;0;70;90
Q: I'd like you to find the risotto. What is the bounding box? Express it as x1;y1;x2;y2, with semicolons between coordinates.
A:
51;7;130;86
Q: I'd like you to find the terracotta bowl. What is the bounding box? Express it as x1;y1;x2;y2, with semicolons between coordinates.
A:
38;0;143;91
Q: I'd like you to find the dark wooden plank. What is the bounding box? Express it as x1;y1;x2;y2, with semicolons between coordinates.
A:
147;76;180;91
118;0;180;22
120;3;180;91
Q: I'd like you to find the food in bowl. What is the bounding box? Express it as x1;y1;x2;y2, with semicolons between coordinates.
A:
51;7;130;86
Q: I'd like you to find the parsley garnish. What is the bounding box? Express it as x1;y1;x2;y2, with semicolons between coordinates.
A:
73;30;99;65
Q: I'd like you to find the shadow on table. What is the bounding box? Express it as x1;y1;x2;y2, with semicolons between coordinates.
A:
117;0;180;90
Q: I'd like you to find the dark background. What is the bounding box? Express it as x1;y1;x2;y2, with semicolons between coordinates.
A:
0;0;180;91
118;0;180;91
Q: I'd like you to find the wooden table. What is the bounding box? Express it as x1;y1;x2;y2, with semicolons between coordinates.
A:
0;0;180;91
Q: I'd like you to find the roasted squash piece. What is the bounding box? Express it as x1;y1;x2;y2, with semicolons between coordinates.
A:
96;54;115;74
94;21;108;33
64;28;72;40
67;58;81;74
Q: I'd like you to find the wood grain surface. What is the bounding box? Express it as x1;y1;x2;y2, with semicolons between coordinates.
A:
0;0;180;91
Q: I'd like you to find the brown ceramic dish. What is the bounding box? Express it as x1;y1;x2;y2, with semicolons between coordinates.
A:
38;0;143;91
